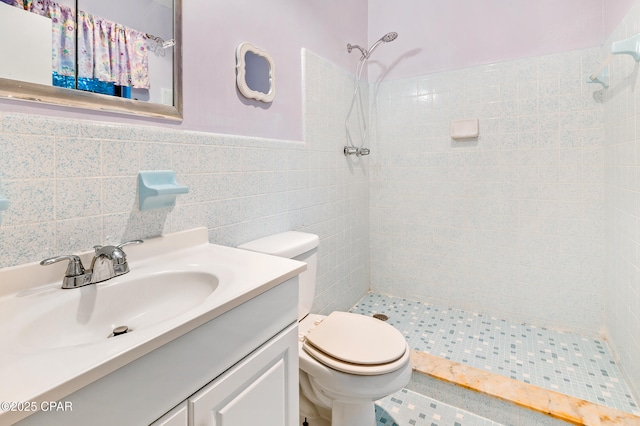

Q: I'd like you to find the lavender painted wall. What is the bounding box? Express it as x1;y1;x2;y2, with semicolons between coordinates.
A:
604;0;639;35
181;0;368;140
1;0;635;139
0;0;368;141
6;0;635;139
367;0;636;82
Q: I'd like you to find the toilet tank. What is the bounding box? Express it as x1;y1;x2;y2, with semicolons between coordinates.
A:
238;232;320;321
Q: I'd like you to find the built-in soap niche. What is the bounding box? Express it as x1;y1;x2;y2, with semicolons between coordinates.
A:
451;118;479;140
236;42;276;103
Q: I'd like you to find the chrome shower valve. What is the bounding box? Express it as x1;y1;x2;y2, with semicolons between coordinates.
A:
344;146;358;156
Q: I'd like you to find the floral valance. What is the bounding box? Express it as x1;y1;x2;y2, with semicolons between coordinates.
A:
1;0;149;89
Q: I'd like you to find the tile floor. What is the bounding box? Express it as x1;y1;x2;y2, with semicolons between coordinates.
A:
351;293;640;416
376;388;503;426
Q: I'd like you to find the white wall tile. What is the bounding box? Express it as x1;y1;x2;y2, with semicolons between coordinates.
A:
55;178;102;220
1;180;54;225
56;138;101;178
0;49;369;322
370;47;606;335
602;1;640;401
0;134;55;179
101;141;140;176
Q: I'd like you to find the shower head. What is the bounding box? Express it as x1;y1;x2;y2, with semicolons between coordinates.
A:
347;32;399;59
381;32;398;43
365;31;398;58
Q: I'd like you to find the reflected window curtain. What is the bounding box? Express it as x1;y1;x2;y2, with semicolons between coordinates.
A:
77;10;96;82
78;11;150;89
0;0;23;8
2;0;149;91
44;1;76;77
14;0;76;77
122;27;150;89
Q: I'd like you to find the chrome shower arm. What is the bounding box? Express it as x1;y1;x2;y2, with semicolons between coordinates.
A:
347;43;368;58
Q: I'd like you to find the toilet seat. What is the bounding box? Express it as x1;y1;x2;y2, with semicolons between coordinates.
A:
302;311;409;376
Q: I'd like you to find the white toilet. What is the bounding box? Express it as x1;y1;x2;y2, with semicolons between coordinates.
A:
238;232;412;426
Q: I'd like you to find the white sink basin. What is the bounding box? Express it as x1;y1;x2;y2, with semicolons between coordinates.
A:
0;227;306;425
19;271;219;350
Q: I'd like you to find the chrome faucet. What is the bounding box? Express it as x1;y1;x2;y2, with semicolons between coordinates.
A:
40;240;143;289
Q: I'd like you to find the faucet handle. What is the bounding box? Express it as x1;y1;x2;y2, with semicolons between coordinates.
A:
92;239;143;253
40;255;86;277
117;239;143;249
92;239;143;266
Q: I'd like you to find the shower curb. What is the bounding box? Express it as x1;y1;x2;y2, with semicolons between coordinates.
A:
409;351;640;426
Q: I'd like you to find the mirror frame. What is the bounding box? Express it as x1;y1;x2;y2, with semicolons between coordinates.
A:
236;42;276;103
0;0;183;121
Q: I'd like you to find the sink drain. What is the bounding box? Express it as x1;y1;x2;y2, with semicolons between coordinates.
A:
372;313;389;321
108;325;131;338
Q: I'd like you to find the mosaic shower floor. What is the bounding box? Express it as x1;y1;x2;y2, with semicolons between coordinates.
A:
351;293;640;416
376;388;503;426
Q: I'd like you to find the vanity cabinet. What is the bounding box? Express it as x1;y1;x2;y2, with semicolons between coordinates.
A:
15;277;299;426
151;323;298;426
189;323;297;426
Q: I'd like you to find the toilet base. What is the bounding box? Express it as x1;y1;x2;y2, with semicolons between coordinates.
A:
300;371;377;426
331;401;375;426
299;401;375;426
299;414;330;426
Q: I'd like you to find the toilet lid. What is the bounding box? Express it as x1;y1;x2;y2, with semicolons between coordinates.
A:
303;339;410;376
303;311;407;367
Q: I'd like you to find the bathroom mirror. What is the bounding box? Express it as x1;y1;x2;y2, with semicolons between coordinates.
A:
236;42;276;103
0;0;182;120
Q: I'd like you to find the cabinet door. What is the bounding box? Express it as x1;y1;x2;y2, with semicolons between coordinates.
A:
189;324;298;426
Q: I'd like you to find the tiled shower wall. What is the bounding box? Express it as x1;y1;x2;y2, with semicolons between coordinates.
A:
369;47;606;336
0;50;370;315
603;2;640;401
303;50;371;312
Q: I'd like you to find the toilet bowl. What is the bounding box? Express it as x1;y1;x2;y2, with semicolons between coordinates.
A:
238;232;412;426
